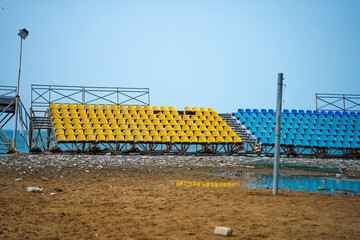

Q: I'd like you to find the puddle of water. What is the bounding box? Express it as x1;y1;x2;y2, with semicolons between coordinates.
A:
223;172;360;195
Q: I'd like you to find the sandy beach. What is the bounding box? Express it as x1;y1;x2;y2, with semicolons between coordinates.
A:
1;153;359;239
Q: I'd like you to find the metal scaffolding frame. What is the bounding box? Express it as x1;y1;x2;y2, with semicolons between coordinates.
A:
316;93;360;112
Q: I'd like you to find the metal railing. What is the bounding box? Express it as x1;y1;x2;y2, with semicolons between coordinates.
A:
316;93;360;112
31;85;150;109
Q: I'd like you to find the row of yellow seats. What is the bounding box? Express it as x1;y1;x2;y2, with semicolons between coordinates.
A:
56;133;241;143
56;126;236;138
51;103;216;113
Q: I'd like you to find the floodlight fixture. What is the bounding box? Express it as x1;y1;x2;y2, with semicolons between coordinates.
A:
18;28;29;40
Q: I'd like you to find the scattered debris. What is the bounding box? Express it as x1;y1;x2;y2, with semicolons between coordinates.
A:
27;187;43;193
15;178;23;182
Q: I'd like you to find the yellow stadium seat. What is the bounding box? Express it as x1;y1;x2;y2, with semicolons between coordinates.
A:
116;134;125;141
224;126;232;132
52;113;60;119
156;125;164;131
129;124;138;130
114;113;123;120
87;134;96;141
61;113;69;118
198;136;207;143
104;129;113;135
173;125;181;131
51;108;59;114
102;104;110;110
216;126;224;131
211;111;219;117
138;124;146;130
92;123;101;130
149;115;157;120
192;107;198;111
170;110;178;116
220;121;228;127
68;104;75;110
195;120;202;126
215;116;223;121
212;121;219;127
194;130;202;137
152;106;159;111
62;118;71;125
97;134;106;141
123;129;131;135
170;120;177;126
143;135;153;142
225;136;233;142
57;134;66;141
114;129;122;136
162;135;171;142
141;129;150;136
144;119;152;125
159;130;167;136
119;105;127;111
200;107;206;112
56;129;64;135
135;119;144;125
87;108;95;115
147;125;155;130
140;114;148;120
144;105;151;111
106;134;115;141
77;134;86;141
228;131;237;137
84;129;93;135
199;125;207;132
135;135;143;142
181;136;189;142
67;134;76;141
162;110;170;116
118;119;126;125
184;107;191;111
106;113;114;119
234;136;242;143
85;104;93;109
172;136;180;142
59;103;66;109
120;124;129;130
181;125;189;131
177;120;185;126
204;121;211;126
216;136;224;142
132;129;141;136
79;113;88;120
75;129;83;136
208;136;216;143
208;108;214;112
150;130;159;136
203;131;211;137
124;114;131;119
186;130;193;137
211;130;220;137
91;118;99;124
96;110;104;116
165;125;173;131
174;115;181;121
71;118;80;124
53;118;62;124
83;123;91;129
127;119;136;125
190;136;198;143
190;125;198;131
190;115;198;121
146;109;154;115
135;105;143;111
220;131;228;137
125;135;134;142
199;116;206;121
111;105;118;110
161;120;169;125
152;119;160;125
127;105;135;111
75;104;83;109
168;106;175;111
109;118;117;125
64;123;72;129
157;115;166;121
94;104;101;110
129;109;137;115
195;111;202;117
203;111;210;117
182;115;190;121
153;135;164;143
159;106;166;111
177;130;185;137
50;103;58;109
95;129;104;136
168;130;176;137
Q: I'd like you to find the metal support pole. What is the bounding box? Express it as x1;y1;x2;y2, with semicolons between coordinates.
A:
12;37;23;152
273;73;284;195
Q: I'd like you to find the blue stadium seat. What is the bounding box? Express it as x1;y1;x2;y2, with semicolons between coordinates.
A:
285;139;293;145
302;140;310;146
265;113;273;118
260;137;269;144
263;132;271;138
258;127;266;133
252;122;260;127
334;141;343;148
336;135;344;141
328;135;336;141
292;123;300;129
250;112;258;117
306;110;313;114
310;140;318;146
269;137;275;144
268;109;275;114
294;118;302;124
311;135;320;141
320;135;328;141
242;112;250;117
291;109;298;114
290;128;298;134
246;117;255;123
288;113;295;119
288;133;295;140
318;140;326;147
238;108;245;113
313;110;320;115
295;133;304;140
249;126;257;133
351;142;359;148
344;136;352;142
255;117;263;122
328;111;335;115
283;109;290;114
326;141;334;147
304;134;312;141
261;109;268;113
298;110;305;114
349;111;356;116
255;132;262;138
343;141;351;148
320;111;327;115
294;139;302;146
335;111;342;116
305;129;314;135
280;132;287;139
329;129;337;135
253;109;259;113
260;122;268;128
245;108;252;113
239;116;246;122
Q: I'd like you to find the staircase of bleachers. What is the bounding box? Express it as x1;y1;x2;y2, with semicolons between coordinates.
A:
49;104;243;154
234;108;360;158
0;86;17;153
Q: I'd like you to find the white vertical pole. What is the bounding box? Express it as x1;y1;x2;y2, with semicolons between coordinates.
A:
12;37;23;152
273;73;284;195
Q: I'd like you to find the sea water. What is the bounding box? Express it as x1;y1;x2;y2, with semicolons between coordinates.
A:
2;130;29;153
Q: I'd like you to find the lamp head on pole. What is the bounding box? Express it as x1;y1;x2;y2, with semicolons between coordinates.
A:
18;28;29;40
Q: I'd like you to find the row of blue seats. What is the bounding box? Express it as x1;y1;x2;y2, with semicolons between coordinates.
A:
238;108;360;116
235;112;360;121
254;132;360;141
240;116;359;125
245;122;359;131
249;127;360;136
259;138;360;148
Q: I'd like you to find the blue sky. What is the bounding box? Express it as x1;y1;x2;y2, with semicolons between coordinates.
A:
1;0;360;117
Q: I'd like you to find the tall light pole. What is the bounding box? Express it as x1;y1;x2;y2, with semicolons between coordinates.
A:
12;28;29;152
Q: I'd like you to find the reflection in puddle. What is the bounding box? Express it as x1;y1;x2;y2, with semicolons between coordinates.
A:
223;172;360;195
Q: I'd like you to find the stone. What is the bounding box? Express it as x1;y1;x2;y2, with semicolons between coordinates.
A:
15;178;23;182
27;187;43;193
214;226;233;236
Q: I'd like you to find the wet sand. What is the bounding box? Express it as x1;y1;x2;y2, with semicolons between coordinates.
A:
0;154;359;239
